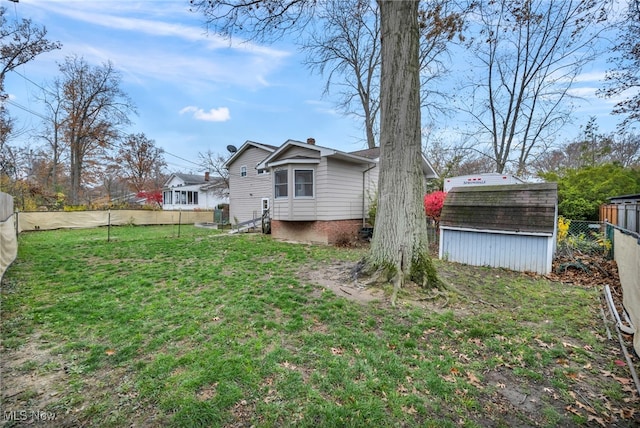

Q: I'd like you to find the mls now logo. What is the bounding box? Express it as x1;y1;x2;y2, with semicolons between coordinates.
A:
4;410;56;422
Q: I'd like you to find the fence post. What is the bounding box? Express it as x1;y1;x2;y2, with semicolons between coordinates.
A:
178;208;182;238
14;209;18;237
108;209;111;242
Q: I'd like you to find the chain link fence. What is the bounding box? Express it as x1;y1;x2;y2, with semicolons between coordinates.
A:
557;218;612;258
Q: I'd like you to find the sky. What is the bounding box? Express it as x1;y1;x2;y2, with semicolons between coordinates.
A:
3;0;626;175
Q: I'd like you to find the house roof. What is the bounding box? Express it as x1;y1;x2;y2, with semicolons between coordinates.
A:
257;139;377;170
163;173;227;192
349;147;380;159
171;173;206;185
349;146;439;179
224;140;278;168
440;183;558;235
199;176;227;191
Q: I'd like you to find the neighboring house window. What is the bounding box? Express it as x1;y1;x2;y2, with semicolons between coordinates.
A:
176;190;199;205
163;191;172;204
294;169;314;198
240;166;247;177
274;170;288;198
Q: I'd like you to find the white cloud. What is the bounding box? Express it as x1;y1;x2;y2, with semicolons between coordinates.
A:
180;106;231;122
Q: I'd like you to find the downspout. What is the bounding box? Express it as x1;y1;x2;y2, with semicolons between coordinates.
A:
362;163;377;227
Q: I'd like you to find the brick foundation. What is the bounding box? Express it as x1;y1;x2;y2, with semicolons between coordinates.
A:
271;219;362;245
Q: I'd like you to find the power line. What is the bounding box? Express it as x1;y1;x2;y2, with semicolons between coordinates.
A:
5;99;48;121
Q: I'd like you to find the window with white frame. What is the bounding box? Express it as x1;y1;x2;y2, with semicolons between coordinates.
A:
175;190;199;205
294;169;314;197
274;170;288;198
240;165;247;177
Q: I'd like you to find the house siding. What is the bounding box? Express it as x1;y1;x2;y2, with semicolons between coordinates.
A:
278;146;321;160
228;147;273;224
316;158;368;221
272;164;318;221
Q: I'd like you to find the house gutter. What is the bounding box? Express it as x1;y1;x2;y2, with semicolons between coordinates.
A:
362;163;377;227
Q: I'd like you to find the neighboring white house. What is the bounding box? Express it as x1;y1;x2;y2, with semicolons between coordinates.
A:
226;138;438;244
162;172;228;210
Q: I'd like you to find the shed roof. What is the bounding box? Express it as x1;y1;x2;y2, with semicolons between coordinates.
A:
608;193;640;204
440;183;558;235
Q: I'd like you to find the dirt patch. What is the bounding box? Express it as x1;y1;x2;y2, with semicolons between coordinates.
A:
298;260;385;305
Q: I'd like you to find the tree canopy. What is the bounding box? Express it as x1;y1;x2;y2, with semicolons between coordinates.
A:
541;164;640;220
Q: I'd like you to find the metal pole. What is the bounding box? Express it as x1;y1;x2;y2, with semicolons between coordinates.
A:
178;208;182;238
108;209;111;242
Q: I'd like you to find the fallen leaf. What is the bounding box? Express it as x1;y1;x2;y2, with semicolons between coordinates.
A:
466;372;483;389
587;415;607;427
450;367;460;376
621;407;636;419
401;405;417;415
535;338;551;348
613;376;631;385
105;349;116;356
614;359;626;367
496;382;506;389
331;347;343;356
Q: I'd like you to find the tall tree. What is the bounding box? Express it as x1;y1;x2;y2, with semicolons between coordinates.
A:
303;0;381;149
599;0;640;129
459;0;609;175
191;0;440;288
302;0;464;149
35;78;67;191
533;120;640;175
115;133;166;193
198;149;230;197
0;6;60;164
58;55;135;205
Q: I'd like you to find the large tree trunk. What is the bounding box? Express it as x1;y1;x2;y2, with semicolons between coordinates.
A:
369;0;437;288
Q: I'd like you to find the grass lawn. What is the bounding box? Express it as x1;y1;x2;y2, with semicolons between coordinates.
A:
1;226;638;427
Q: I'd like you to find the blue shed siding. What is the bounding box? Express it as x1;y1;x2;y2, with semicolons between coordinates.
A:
439;228;554;274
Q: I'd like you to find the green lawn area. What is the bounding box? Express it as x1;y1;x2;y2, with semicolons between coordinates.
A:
1;226;638;427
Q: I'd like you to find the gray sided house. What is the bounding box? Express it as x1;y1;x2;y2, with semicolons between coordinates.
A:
256;139;379;244
439;183;558;274
226;138;438;244
162;173;228;210
224;141;278;224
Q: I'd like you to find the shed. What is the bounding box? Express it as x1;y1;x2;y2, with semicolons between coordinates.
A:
602;194;640;234
439;183;558;274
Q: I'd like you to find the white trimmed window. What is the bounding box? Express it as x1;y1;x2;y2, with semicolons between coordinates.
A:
294;169;314;197
274;170;288;198
240;165;247;177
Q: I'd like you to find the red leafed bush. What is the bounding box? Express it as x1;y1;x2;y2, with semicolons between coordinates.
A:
137;190;163;207
424;191;447;223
